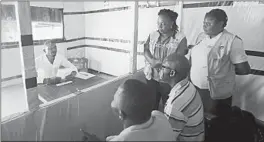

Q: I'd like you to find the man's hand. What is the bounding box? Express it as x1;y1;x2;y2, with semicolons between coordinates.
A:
43;77;62;85
64;71;77;81
54;77;62;84
82;134;101;141
81;129;102;141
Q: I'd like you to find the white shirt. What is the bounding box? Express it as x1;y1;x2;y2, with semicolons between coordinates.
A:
107;111;175;141
190;32;223;89
35;54;78;84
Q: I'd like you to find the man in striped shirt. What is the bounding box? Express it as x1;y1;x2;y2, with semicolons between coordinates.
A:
159;54;205;141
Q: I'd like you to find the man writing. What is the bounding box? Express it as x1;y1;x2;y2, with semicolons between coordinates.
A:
35;40;78;85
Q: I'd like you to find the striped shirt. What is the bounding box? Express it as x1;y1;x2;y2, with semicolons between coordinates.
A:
164;77;204;141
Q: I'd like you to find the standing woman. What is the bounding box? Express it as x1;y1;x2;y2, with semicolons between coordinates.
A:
189;9;251;116
144;9;188;110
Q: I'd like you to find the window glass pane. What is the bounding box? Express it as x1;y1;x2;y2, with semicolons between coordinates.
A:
1;4;28;119
1;5;18;42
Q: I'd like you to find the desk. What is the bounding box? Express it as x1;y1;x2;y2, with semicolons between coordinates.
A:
38;76;106;102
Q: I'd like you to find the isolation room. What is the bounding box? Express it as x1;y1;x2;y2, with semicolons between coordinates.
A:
1;1;264;141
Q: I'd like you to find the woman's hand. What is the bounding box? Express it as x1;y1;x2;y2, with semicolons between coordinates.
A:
151;60;162;68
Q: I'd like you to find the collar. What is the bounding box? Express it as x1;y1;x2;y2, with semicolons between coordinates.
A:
157;30;176;39
170;77;189;96
44;53;57;59
44;54;57;65
206;30;223;40
120;116;154;135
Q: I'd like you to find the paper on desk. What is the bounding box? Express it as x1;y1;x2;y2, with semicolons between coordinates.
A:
75;72;95;80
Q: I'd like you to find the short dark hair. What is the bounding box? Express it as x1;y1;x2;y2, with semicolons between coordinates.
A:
158;9;179;31
206;8;228;27
165;53;190;79
119;79;155;123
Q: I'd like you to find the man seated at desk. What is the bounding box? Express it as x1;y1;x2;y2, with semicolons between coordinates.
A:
35;40;78;85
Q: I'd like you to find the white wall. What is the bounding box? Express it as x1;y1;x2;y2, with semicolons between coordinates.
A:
84;1;134;76
1;48;23;79
63;2;85;39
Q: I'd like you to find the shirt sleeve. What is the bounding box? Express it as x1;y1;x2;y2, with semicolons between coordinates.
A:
144;35;150;50
60;56;78;74
195;32;205;45
176;36;188;56
165;105;188;139
35;57;45;84
177;32;186;44
230;37;248;64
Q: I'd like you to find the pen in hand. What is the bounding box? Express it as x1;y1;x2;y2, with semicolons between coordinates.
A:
80;129;101;141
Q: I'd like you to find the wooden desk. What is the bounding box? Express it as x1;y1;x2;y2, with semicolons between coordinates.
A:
38;76;106;102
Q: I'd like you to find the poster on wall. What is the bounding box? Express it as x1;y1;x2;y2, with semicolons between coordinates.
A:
31;6;63;40
1;5;64;43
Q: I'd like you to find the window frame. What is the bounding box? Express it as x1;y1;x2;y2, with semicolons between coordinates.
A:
1;5;65;46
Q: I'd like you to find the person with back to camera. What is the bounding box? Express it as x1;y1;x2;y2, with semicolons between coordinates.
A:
81;79;175;141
